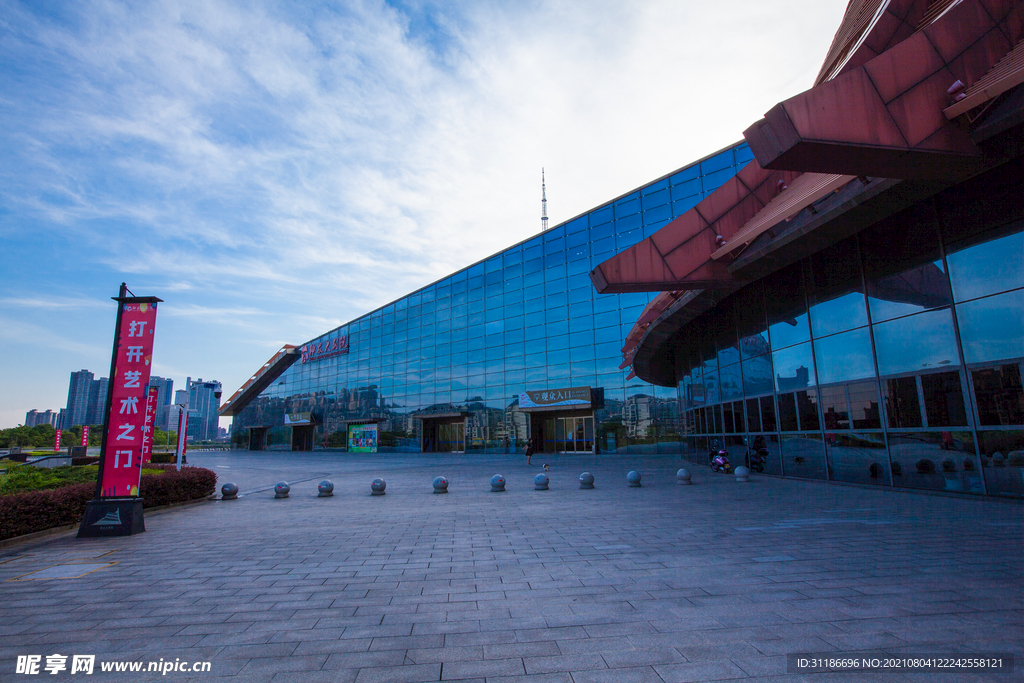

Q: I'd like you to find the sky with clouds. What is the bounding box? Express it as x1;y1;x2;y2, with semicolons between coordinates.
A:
0;0;849;429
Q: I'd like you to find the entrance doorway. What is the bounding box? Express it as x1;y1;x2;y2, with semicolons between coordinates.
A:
421;417;467;453
438;422;465;452
291;425;314;451
530;413;594;453
248;426;268;451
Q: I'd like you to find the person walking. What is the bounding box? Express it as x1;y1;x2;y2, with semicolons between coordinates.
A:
525;437;535;465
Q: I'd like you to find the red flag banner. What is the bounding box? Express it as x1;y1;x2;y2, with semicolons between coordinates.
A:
81;425;89;448
141;386;158;464
98;300;159;498
54;429;61;452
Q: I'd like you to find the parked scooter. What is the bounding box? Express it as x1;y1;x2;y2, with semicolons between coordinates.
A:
746;435;768;473
709;440;731;473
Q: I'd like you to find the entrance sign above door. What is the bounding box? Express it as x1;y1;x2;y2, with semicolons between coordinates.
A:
519;386;592;411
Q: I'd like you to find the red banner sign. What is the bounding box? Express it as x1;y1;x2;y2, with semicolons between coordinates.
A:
141;387;158;464
54;429;61;452
81;425;89;448
98;301;159;497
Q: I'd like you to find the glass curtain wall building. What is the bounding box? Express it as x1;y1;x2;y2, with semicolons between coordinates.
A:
671;187;1024;497
587;0;1024;498
226;143;755;455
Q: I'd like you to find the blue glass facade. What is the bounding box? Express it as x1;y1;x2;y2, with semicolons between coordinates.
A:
671;178;1024;498
231;143;755;454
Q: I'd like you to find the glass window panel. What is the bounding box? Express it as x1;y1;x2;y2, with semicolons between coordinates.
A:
732;400;745;432
593;311;619;329
569;300;594;320
971;363;1024;426
814;328;874;385
569;329;594;347
642;188;669;209
503;249;522;267
570;344;595;362
861;204;949;322
760;395;777;432
742;355;774;397
615;197;640;217
797;389;820;431
808;239;867;336
778;392;798;431
722;402;734;433
643;204;672;224
873;308;959;377
545;251;566;268
591;222;614;242
548;363;570;380
848;380;881;428
956;288;1024;365
884;377;923;428
826;431;890;485
702;367;720;406
746;398;761;432
781;434;828;479
616;223;643;247
890;431;982;494
720;364;742;401
672;195;702;215
946;227;1024;302
819;385;849;430
868;260;952;323
920;370;967;427
978;430;1024;497
765;264;810;349
772;342;816;392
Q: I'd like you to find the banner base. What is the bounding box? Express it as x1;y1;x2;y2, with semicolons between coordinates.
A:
77;498;145;538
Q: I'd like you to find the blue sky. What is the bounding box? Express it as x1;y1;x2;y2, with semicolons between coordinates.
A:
0;0;848;429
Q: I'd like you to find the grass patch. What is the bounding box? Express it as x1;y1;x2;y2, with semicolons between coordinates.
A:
0;464;164;496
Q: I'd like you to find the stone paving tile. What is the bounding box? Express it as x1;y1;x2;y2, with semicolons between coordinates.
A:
0;451;1020;682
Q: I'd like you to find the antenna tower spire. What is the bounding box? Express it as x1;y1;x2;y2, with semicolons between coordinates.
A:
541;168;549;231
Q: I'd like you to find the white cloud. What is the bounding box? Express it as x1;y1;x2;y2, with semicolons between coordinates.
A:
0;0;849;425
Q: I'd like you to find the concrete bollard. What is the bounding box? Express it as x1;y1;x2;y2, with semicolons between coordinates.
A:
371;478;386;496
432;476;449;494
676;468;692;485
579;472;595;489
534;473;549;490
735;465;750;483
274;481;290;498
490;474;506;492
221;482;238;500
318;480;334;497
627;470;642;487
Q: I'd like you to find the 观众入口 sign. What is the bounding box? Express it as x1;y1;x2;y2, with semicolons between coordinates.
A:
284;412;312;425
301;336;348;363
519;386;592;410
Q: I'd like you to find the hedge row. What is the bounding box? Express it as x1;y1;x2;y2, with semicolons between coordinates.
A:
0;465;217;542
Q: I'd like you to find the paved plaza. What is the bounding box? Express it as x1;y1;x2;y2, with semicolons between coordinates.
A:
0;451;1021;682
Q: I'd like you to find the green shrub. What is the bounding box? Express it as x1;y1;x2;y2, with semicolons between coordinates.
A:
0;466;217;542
0;464;99;495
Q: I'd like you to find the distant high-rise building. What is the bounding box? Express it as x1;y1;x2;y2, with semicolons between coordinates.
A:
187;377;222;442
56;408;66;430
65;369;110;427
24;409;57;427
148;376;174;429
65;370;93;427
86;376;109;426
